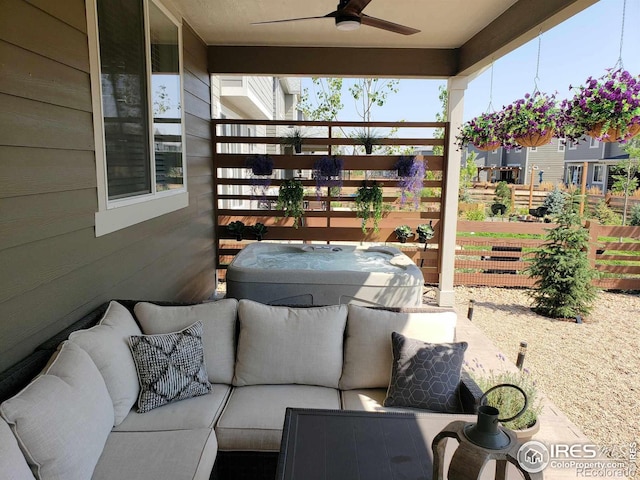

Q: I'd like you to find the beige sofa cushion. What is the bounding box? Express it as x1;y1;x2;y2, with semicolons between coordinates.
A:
0;418;35;480
0;341;114;480
341;389;440;413
69;300;142;425
93;429;217;480
233;300;347;388
339;305;457;390
215;385;340;452
134;299;238;384
114;384;231;432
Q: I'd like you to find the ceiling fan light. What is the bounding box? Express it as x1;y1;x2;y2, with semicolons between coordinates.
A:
335;14;361;31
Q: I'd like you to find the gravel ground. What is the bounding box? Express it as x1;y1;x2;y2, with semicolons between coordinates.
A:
453;286;640;458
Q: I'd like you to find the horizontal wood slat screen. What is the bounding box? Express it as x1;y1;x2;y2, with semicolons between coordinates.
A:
212;119;448;282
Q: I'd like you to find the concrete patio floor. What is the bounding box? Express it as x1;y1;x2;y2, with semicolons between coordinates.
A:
454;311;632;480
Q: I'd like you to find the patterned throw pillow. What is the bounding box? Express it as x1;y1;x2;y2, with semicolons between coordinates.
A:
384;332;468;413
128;321;211;413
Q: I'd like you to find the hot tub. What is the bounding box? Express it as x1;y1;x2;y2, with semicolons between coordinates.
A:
225;243;424;307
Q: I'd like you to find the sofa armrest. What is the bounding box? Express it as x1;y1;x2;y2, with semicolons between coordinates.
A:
458;369;483;414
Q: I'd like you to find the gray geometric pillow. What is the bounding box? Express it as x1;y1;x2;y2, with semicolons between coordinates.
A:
384;332;467;413
128;321;211;413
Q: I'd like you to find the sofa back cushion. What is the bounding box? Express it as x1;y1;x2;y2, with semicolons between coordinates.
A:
69;301;142;425
0;417;35;480
233;300;348;388
0;341;114;480
134;299;238;384
339;305;457;390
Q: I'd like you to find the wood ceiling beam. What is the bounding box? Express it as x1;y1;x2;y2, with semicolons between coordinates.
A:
208;45;458;78
458;0;600;76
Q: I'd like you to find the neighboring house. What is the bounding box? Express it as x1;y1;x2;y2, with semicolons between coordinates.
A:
213;76;302;209
564;137;634;192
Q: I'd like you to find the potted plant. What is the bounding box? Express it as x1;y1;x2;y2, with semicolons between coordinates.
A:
250;223;268;241
354;181;384;234
394;155;425;210
277;178;305;228
246;154;274;199
353;128;381;154
394;225;413;243
499;91;559;148
281;127;305;154
560;69;640;143
227;220;245;241
456;111;505;151
416;223;435;243
313;156;343;197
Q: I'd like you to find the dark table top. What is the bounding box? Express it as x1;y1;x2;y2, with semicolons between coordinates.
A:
276;408;477;480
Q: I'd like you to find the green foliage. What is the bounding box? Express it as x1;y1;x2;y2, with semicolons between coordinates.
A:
355;182;384;233
613;140;640;225
433;85;448;156
227;221;245;238
394;225;412;239
592;200;622;225
277;179;304;228
280;128;305;153
525;192;599;319
493;181;511;211
298;78;344;121
417;223;435;241
629;203;640;226
250;223;268;239
459;153;477;202
465;209;486;221
541;187;567;217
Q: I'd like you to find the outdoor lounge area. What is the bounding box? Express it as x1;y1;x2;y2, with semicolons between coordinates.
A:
2;0;638;479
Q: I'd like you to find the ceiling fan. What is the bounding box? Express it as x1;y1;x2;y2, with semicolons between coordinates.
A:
252;0;421;35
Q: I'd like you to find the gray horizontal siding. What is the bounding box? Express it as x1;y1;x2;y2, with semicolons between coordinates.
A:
0;1;214;371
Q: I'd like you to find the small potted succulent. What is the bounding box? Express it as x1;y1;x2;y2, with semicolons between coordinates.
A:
499;91;560;148
277;179;305;228
416;223;435;243
354;181;384;234
313;156;343;197
227;220;245;241
560;69;640;143
394;155;425;210
250;223;268;241
394;225;413;243
456;111;505;151
353;128;381;154
281;127;305;154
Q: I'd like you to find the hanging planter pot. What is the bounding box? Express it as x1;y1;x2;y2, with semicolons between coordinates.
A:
394;155;425;211
353;129;381;155
456;111;505;151
313;156;343;197
514;129;555;148
227;221;245;241
281;128;305;154
474;141;502;151
245;154;274;201
587;122;640;143
394;225;413;243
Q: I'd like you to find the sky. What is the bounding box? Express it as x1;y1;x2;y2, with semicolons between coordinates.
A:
300;0;640;123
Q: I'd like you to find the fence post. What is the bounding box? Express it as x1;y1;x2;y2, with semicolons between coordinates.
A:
467;299;475;321
585;220;598;270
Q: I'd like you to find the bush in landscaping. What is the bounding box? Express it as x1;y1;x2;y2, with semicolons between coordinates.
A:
493;181;511;212
592;200;622;225
630;203;640;226
541;187;567;218
465;209;486;221
525;191;599;319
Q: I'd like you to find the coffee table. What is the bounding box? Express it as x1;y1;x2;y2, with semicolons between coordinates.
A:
276;408;477;480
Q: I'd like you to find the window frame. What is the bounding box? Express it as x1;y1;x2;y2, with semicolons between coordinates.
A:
86;0;188;237
589;137;600;148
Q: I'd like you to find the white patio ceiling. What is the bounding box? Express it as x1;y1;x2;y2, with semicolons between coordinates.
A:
170;0;599;77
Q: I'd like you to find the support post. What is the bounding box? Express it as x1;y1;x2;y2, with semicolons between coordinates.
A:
579;161;588;216
436;76;469;307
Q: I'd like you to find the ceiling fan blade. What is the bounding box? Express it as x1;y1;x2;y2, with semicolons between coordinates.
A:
341;0;373;15
360;14;420;35
252;12;337;26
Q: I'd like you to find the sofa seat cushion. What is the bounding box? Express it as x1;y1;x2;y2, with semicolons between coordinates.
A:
340;305;457;390
92;429;217;480
341;389;439;413
134;299;238;384
69;300;142;425
215;385;341;452
233;300;347;388
0;418;35;480
0;341;114;480
114;384;231;432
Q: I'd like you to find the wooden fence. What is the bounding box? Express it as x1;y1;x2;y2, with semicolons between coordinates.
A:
455;220;640;290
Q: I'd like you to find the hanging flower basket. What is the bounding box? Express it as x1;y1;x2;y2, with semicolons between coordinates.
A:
313;156;343;197
394;155;425;211
561;69;640;143
456;111;504;151
586;122;640;143
514;129;555;148
475;141;502;151
246;154;274;176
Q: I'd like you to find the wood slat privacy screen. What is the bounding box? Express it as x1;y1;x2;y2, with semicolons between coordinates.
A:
212;119;449;284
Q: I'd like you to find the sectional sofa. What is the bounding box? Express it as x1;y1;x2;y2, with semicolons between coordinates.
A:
0;298;482;480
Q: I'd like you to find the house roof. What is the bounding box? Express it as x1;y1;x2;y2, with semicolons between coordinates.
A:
170;0;599;77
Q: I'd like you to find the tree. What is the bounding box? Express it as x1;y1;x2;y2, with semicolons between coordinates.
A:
541;187;567;218
525;191;599;319
298;78;344;122
612;138;640;225
433;85;448;156
459;152;477;202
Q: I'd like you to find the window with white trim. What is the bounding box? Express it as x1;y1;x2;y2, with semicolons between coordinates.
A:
87;0;187;236
589;137;600;148
593;164;605;183
558;139;566;152
530;146;537;152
